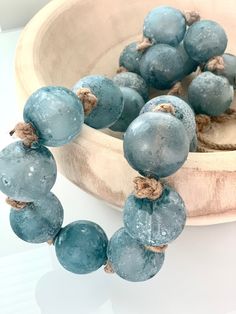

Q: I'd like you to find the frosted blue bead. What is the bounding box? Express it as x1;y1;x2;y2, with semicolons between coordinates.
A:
0;141;57;201
109;87;144;132
205;53;236;89
107;228;164;282
23;86;84;147
123;185;186;246
139;44;184;90
10;192;63;243
119;42;143;74
72;75;123;129
55;220;108;274
143;6;186;46
177;42;198;77
113;72;149;102
189;133;198;152
184;20;228;63
123;112;189;178
188;72;234;116
140;95;196;143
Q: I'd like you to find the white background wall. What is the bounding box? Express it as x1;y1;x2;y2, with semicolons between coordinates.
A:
0;0;51;30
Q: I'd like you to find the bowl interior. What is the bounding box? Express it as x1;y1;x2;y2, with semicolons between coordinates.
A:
32;0;236;146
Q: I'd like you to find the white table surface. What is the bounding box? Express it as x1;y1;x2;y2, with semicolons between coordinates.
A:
0;29;236;314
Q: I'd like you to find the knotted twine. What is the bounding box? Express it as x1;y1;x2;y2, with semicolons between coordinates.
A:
76;87;98;116
10;122;38;147
196;109;236;151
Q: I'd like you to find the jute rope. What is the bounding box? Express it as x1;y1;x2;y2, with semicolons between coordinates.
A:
10;122;38;147
77;87;98;115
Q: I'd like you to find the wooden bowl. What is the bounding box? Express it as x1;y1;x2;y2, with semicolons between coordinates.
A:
15;0;236;225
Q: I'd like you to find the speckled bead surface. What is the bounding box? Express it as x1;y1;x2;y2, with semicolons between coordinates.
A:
119;42;143;74
0;141;57;202
123;185;186;246
10;192;63;243
72;75;124;129
177;42;198;77
110;87;144;132
55;220;108;274
140;95;196;142
143;6;186;46
188;72;234;116
204;53;236;89
123;112;189;178
184;20;228;63
23;86;84;147
107;228;165;282
113;72;149;102
139;44;184;90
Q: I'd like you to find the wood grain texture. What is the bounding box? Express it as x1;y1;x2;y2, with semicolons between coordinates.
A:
15;0;236;225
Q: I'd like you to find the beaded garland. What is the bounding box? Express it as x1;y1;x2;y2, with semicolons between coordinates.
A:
1;5;236;282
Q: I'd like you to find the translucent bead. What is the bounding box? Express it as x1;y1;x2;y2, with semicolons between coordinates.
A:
72;75;123;129
139;44;184;90
123;185;186;246
23;86;84;147
110;87;144;132
140;95;196;143
184;20;227;63
107;228;165;282
10;192;63;243
119;42;143;74
0;141;57;201
123;112;189;178
188;72;233;116
55;220;108;274
113;72;149;102
143;6;186;46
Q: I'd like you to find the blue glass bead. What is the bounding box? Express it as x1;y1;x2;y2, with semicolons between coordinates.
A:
139;44;184;90
72;75;123;129
188;72;234;116
143;6;186;46
23;86;84;147
123;185;186;246
140;95;196;143
177;42;198;77
205;53;236;89
184;20;228;63
55;220;108;274
189;133;198;152
10;192;63;243
107;228;165;282
123;112;189;178
109;87;144;132
113;72;149;102
0;141;57;201
119;42;143;74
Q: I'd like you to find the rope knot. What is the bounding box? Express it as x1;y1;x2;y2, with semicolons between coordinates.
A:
145;244;168;253
195;114;211;132
133;176;163;200
116;66;128;74
9;122;38;147
104;261;114;274
136;37;153;52
152;103;175;115
184;11;201;26
167;82;183;96
6;197;29;210
77;87;97;115
206;56;225;71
